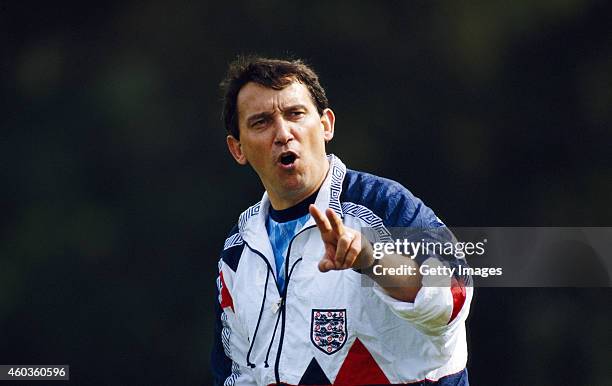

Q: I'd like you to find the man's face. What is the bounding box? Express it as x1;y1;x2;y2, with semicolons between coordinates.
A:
227;81;334;208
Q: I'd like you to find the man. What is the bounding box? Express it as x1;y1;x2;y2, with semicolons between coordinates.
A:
212;57;472;386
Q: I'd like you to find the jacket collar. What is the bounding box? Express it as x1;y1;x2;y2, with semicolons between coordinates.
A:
238;154;347;259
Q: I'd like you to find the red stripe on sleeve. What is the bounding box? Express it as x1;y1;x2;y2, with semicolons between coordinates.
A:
220;271;234;312
448;277;466;324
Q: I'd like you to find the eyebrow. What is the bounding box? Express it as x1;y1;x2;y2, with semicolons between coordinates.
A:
283;104;308;112
245;111;273;126
245;105;309;126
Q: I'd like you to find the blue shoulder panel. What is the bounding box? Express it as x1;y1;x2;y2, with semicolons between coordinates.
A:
340;169;442;228
220;224;245;272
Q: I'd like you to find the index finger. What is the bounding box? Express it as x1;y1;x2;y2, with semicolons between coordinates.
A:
325;208;344;236
309;204;332;233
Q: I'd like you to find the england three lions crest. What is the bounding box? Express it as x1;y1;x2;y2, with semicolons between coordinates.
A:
311;309;347;355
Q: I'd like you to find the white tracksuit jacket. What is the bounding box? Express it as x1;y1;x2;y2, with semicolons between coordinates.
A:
212;155;472;386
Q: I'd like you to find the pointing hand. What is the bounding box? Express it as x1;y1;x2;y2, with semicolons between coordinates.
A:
308;205;374;272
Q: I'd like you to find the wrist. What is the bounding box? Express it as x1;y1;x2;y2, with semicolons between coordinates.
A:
352;238;376;274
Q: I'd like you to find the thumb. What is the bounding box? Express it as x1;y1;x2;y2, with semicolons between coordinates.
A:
318;257;335;272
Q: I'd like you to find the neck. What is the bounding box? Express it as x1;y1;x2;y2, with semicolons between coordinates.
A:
268;157;330;210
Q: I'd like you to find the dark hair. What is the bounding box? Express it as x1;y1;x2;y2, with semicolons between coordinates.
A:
220;56;329;139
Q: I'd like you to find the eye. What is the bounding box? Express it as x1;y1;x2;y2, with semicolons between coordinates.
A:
290;111;305;118
251;118;266;128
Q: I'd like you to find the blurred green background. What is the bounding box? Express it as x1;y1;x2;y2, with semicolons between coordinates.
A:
1;1;611;384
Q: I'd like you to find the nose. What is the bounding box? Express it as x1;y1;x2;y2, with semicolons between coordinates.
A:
273;117;294;145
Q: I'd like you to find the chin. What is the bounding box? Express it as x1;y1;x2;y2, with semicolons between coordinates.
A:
281;173;311;193
281;179;306;193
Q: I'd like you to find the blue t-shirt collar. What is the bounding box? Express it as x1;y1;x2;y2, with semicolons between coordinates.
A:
269;190;319;223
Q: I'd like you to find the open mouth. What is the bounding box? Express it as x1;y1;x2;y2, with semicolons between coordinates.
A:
278;151;298;166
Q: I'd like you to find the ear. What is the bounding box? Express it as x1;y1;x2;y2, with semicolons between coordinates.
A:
321;108;335;142
226;135;248;165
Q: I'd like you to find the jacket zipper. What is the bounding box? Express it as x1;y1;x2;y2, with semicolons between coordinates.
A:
244;224;317;385
274;224;316;385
